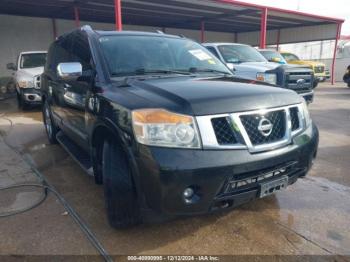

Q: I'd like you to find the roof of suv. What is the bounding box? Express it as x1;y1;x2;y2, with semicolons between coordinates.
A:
94;29;183;39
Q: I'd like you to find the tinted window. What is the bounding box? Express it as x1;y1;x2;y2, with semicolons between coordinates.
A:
54;36;73;68
45;43;56;71
205;46;220;59
20;53;47;69
99;35;230;77
71;32;92;71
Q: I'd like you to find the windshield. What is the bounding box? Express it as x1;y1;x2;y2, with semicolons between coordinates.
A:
218;45;267;63
20;53;47;69
281;53;300;61
260;50;287;63
99;35;231;77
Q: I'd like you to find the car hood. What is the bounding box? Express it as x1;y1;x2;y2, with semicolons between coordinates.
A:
234;62;279;72
113;76;302;116
17;67;44;79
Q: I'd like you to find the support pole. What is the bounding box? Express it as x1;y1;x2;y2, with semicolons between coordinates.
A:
331;23;342;85
52;18;57;40
260;7;268;49
114;0;122;31
276;29;280;51
201;21;205;43
74;6;80;28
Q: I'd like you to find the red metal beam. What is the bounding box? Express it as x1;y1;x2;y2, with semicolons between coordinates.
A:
260;8;268;49
114;0;122;31
331;23;342;85
201;21;205;43
74;6;80;27
276;29;281;51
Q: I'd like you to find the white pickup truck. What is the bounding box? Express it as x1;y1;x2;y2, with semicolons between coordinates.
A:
7;51;47;109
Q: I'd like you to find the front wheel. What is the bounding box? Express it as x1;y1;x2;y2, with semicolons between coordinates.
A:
43;100;58;144
102;138;141;229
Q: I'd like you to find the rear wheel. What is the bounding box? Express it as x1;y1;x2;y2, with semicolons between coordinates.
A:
43;100;58;144
102;138;141;229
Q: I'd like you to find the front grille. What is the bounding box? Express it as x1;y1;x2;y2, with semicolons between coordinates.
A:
314;66;325;74
285;71;313;92
221;161;300;195
240;110;286;145
211;117;237;145
289;107;300;131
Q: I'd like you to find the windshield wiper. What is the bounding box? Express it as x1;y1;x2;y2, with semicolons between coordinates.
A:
134;68;192;75
189;67;232;76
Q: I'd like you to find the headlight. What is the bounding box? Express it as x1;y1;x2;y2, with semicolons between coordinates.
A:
301;101;312;128
132;109;201;148
256;73;277;85
18;80;33;88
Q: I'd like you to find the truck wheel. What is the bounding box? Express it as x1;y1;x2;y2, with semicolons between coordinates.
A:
313;81;319;89
43;100;58;144
17;90;28;110
102;138;141;229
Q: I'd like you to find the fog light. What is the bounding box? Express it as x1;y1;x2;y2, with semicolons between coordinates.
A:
183;187;194;199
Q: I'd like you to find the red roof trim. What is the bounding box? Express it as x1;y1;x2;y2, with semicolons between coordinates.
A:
213;0;345;24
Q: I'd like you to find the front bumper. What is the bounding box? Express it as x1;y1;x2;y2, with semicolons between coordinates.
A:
22;88;42;103
134;123;319;221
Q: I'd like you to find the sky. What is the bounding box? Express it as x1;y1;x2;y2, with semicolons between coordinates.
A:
240;0;349;35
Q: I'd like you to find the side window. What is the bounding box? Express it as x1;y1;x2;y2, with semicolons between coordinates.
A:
206;46;220;59
71;32;92;72
54;36;73;70
45;43;56;72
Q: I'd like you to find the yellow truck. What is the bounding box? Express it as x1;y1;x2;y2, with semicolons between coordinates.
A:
281;52;327;88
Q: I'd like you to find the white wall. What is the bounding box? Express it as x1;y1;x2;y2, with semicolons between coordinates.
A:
0;14;235;77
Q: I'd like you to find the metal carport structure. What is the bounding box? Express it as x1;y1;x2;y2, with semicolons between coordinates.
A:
0;0;344;84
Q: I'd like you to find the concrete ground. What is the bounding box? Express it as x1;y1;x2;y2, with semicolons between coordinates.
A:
0;82;350;259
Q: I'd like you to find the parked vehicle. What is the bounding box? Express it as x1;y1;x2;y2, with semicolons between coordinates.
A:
41;26;319;228
204;43;314;103
259;49;287;64
6;51;47;109
280;51;327;87
343;65;350;87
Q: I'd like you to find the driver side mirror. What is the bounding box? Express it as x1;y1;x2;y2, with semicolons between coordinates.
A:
6;63;16;71
57;62;82;81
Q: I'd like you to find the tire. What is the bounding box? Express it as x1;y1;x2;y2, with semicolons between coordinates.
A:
42;100;58;144
313;80;318;89
17;90;28;110
348;83;350;88
102;138;141;229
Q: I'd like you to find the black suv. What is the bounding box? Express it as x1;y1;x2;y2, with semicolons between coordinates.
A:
41;26;319;228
